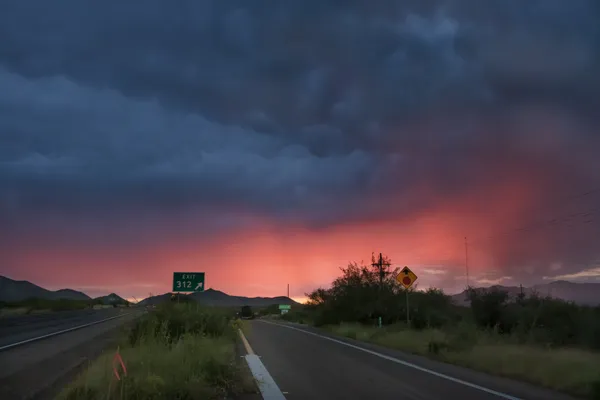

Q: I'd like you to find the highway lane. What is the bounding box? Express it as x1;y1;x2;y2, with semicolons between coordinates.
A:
0;307;127;349
0;309;144;400
244;320;577;400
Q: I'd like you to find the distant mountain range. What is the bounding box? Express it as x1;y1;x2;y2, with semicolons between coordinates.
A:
451;280;600;306
139;289;300;308
6;274;594;309
0;276;91;302
94;293;129;305
0;275;128;304
0;275;298;308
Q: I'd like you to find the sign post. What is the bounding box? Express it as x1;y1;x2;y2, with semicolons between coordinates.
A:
172;272;205;293
406;290;410;326
279;304;291;315
396;266;418;325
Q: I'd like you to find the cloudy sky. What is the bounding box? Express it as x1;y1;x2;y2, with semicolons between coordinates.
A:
1;0;599;301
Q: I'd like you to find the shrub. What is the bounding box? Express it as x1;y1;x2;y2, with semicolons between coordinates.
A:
304;256;600;351
60;303;243;400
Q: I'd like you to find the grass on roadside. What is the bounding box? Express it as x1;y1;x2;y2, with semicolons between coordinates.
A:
0;298;92;314
279;309;311;325
0;306;31;317
327;322;600;399
58;303;257;400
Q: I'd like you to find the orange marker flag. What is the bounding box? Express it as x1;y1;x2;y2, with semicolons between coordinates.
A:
112;346;127;381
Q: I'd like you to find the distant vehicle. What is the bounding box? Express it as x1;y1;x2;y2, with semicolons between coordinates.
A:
240;305;254;319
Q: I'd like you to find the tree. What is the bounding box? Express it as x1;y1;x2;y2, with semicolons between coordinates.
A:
306;288;331;306
305;254;401;325
467;287;509;329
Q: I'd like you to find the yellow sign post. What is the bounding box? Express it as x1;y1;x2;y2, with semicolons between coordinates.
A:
396;266;418;289
396;266;418;325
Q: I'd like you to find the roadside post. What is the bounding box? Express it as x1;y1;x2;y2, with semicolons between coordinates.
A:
279;304;291;315
372;253;391;328
395;266;418;326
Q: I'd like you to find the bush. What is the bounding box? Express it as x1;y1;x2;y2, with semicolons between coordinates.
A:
300;255;600;398
281;308;311;324
257;304;280;316
467;287;510;330
0;298;91;312
61;303;244;400
129;304;234;347
304;256;600;351
591;377;600;400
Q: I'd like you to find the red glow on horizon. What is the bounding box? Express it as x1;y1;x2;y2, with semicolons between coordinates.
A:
1;177;549;300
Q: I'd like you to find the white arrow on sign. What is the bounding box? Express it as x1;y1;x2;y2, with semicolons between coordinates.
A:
195;282;203;290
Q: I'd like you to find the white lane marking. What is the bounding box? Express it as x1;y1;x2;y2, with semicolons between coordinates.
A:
0;312;135;351
238;329;286;400
259;321;521;400
246;355;287;400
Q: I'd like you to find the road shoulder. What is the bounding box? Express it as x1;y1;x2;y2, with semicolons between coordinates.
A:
233;330;263;399
258;320;577;400
0;311;142;400
237;327;286;400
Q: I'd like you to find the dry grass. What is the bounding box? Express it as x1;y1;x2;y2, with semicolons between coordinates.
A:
0;307;31;317
328;323;600;399
59;335;238;399
58;304;252;400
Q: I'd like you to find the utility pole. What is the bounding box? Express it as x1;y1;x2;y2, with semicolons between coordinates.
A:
372;252;391;328
464;237;470;288
518;284;525;303
371;253;391;289
287;284;290;298
372;252;391;291
406;289;410;326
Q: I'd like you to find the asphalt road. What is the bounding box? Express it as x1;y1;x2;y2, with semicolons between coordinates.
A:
244;320;577;400
0;307;125;349
0;308;144;400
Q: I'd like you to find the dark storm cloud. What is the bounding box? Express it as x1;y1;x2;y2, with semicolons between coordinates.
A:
1;1;599;280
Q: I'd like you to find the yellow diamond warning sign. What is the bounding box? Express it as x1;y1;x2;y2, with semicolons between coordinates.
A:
396;266;417;289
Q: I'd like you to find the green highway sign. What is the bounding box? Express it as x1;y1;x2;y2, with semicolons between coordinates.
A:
278;304;291;310
172;272;205;292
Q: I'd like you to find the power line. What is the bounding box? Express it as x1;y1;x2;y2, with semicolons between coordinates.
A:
402;211;597;263
532;185;600;207
399;184;600;227
391;201;598;269
323;185;600;275
386;185;600;250
464;184;600;244
469;206;599;248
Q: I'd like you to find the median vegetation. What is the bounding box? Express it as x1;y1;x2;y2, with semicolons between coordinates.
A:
0;298;93;314
59;303;255;399
0;297;129;315
280;254;600;399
